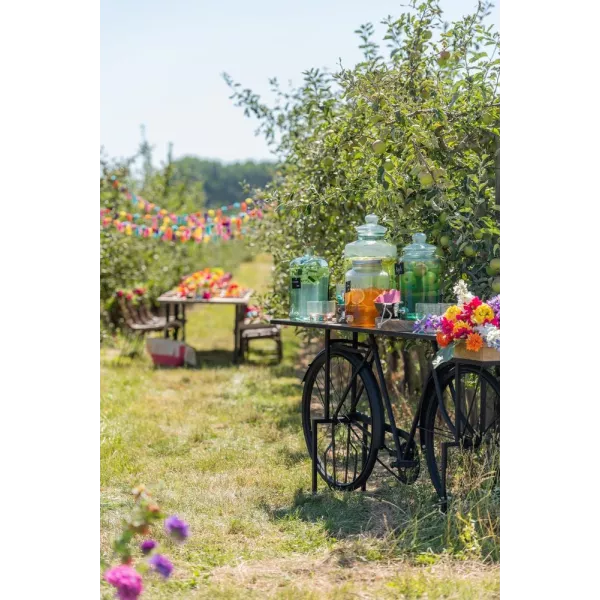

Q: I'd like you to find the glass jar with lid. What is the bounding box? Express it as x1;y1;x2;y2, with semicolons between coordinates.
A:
344;214;398;287
344;258;390;328
289;248;329;321
399;233;441;320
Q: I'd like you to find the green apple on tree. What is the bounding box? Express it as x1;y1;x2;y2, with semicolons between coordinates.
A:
372;140;386;154
418;171;433;188
490;258;500;274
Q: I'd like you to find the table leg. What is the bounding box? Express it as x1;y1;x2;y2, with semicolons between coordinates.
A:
164;304;171;339
181;304;186;343
233;305;243;363
173;303;179;341
324;330;331;420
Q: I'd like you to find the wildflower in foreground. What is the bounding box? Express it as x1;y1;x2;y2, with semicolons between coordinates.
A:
149;554;174;579
140;539;157;555
165;515;189;542
466;332;484;352
104;565;143;600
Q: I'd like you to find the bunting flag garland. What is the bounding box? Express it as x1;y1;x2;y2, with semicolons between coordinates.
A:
101;176;266;243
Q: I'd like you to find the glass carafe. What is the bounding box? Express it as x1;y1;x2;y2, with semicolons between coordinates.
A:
399;233;441;320
344;214;398;287
289;248;329;321
344;259;390;328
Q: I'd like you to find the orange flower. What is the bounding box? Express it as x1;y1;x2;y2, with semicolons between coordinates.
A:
465;332;484;352
436;331;451;348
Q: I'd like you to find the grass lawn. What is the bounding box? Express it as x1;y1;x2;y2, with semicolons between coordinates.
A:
101;253;499;599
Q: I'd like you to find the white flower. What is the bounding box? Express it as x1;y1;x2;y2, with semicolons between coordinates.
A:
486;328;500;347
453;280;474;306
432;355;444;368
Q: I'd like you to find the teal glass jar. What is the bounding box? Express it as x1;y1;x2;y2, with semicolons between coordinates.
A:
399;233;442;320
289;248;330;321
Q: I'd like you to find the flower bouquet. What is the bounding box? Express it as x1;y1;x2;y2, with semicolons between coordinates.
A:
414;281;500;362
176;268;248;299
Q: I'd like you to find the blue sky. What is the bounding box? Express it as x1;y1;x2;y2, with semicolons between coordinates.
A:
101;0;499;164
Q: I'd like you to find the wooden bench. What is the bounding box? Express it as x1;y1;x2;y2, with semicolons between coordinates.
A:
118;295;181;335
239;320;282;363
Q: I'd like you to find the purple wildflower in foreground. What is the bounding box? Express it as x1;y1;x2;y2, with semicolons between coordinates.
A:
165;514;189;542
104;565;143;600
140;539;157;555
149;554;174;579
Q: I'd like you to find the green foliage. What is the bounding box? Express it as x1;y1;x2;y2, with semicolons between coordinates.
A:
172;156;275;208
225;0;500;314
100;153;252;338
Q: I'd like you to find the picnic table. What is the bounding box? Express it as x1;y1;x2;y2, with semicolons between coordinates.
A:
157;289;254;362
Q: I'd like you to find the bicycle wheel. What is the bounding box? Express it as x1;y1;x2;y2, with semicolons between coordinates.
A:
422;364;500;500
302;345;384;491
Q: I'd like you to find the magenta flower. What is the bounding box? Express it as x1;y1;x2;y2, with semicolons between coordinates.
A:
165;515;189;542
149;554;173;579
140;539;157;555
104;565;143;600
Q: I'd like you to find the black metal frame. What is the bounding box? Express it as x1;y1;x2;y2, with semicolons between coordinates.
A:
272;319;500;511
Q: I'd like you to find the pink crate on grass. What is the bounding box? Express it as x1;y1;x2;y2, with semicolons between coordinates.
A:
146;338;196;367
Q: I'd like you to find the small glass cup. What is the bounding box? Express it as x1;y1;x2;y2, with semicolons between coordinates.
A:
415;302;454;318
307;300;336;322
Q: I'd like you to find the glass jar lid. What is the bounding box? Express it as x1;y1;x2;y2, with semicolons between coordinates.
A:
352;258;383;267
356;214;387;238
290;247;327;267
402;233;437;258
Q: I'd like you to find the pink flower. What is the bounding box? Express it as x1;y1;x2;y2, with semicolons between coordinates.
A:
104;565;143;600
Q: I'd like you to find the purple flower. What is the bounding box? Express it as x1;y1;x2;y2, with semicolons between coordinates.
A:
165;515;189;542
487;294;500;315
413;314;442;334
104;565;143;600
140;539;157;555
149;554;173;579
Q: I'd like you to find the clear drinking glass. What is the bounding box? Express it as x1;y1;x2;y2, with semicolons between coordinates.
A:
307;301;336;322
415;302;454;318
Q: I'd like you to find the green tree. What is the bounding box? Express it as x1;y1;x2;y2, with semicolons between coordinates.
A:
225;0;500;320
172;157;274;208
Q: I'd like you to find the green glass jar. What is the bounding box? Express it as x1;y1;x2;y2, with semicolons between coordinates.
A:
399;233;442;320
289;248;329;321
344;214;398;287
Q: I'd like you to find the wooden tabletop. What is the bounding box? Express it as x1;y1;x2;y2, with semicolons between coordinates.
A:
271;318;436;341
157;289;254;305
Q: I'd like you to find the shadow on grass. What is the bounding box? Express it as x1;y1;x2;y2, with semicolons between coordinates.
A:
267;487;390;538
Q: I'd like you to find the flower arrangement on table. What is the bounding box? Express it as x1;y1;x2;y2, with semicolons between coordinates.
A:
176;268;248;299
103;485;190;600
414;281;500;355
